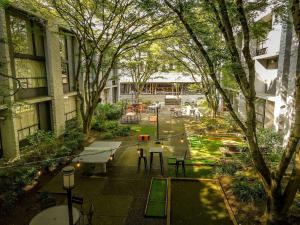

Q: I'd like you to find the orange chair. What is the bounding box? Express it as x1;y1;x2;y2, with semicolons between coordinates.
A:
138;135;150;142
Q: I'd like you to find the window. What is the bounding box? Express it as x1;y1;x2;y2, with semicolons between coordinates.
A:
59;35;69;84
16;104;39;141
7;11;47;89
59;30;76;92
64;96;77;121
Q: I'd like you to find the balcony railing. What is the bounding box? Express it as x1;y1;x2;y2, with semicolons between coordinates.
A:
17;77;47;89
17;123;39;141
256;47;267;56
65;110;77;121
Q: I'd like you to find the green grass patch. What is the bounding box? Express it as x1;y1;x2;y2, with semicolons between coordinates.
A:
171;179;234;225
130;124;156;139
145;178;167;217
168;157;217;165
168;165;215;179
188;135;223;159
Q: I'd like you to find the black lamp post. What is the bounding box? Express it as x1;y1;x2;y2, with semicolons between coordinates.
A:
62;166;75;225
155;102;160;144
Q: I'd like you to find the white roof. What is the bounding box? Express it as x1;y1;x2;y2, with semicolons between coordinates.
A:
119;72;200;83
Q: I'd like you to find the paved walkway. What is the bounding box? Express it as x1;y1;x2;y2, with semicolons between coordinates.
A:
40;105;189;225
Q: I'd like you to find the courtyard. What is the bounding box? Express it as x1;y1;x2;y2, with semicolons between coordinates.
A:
1;1;300;225
0;105;245;225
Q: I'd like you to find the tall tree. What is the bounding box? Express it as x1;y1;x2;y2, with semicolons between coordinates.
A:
163;38;220;117
37;0;171;135
120;43;160;102
143;0;300;224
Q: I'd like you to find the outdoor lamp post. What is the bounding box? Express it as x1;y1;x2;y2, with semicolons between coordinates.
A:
155;102;160;144
62;166;75;225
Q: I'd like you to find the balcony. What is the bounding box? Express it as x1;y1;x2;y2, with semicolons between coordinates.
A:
16;77;48;100
256;47;267;56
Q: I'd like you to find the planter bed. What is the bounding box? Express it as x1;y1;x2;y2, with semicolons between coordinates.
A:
145;177;168;218
169;178;237;225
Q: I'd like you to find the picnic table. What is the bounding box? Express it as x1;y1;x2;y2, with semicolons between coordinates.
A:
29;205;80;225
73;141;122;174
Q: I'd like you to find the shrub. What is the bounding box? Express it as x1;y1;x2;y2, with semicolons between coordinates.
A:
103;132;114;139
215;162;239;175
92;115;106;131
0;191;18;216
104;120;119;130
257;127;283;153
95;104;122;120
64;119;84;151
112;126;131;137
27;130;56;147
13;167;37;191
232;177;266;202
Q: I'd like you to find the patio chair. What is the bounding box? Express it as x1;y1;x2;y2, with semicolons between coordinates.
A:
72;196;84;211
83;204;95;225
175;150;188;177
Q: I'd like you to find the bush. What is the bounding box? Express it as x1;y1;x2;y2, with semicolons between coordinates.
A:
257;127;282;153
64;119;84;151
91;115;106;131
104;120;119;130
95;104;122;120
215;162;239;175
27;130;56;147
112;126;131;137
0;191;18;216
103;132;114;139
232;177;266;202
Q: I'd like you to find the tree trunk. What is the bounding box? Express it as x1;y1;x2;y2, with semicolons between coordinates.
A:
82;112;94;137
135;92;140;103
264;194;288;225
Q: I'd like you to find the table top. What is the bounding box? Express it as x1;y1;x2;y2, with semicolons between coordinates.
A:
126;112;136;116
149;147;163;153
73;141;121;163
29;205;80;225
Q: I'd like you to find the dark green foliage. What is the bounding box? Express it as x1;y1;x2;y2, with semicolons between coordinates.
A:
215;161;239;176
92;105;131;138
0;166;37;215
104;120;119;130
112;126;131;137
257;127;283;153
27;130;56;147
95;103;122;120
103;132;114;139
0;191;18;216
64;119;85;148
232;177;266;202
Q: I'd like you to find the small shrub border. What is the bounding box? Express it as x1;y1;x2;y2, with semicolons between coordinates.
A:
0;119;84;216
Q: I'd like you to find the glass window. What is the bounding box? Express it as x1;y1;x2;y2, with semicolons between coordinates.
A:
16;104;39;141
10;16;33;55
8;12;47;90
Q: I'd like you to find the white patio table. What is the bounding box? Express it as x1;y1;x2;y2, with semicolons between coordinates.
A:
29;205;80;225
72;141;122;173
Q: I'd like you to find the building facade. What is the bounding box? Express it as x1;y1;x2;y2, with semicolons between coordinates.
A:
0;5;117;159
224;9;298;144
119;72;203;104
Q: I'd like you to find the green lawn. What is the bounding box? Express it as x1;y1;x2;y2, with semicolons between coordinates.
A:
188;135;223;160
168;165;215;179
145;178;167;217
171;179;234;225
188;135;245;160
130;124;157;139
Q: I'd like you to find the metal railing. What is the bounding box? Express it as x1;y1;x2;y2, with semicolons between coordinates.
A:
65;110;77;121
256;47;267;56
17;77;47;89
17;123;39;141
